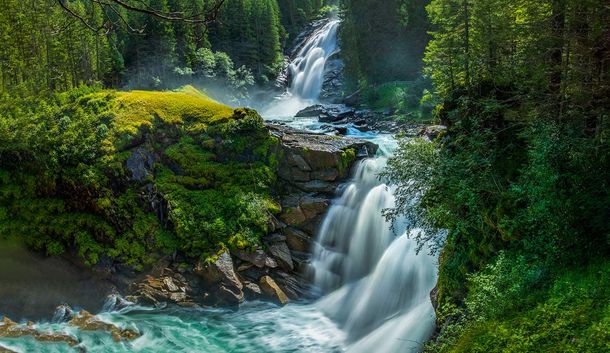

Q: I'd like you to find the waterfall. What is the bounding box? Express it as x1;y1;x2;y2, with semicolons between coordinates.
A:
311;157;438;353
263;20;339;117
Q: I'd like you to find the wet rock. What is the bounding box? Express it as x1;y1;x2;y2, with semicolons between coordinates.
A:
294;180;338;194
295;104;355;123
259;276;289;305
70;310;140;342
280;193;330;228
268;242;294;271
195;252;243;292
103;294;134;312
0;317;80;346
283;227;313;252
290;251;313;272
268;123;378;186
244;282;262;298
217;285;244;305
263;233;287;243
52;304;74;323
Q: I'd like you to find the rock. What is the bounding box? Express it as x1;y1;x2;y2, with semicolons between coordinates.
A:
294;180;338;194
52;304;74;323
0;317;80;347
217;285;245;304
69;310;140;342
263;233;287;243
243;282;262;298
290;251;312;272
163;277;180;292
268;241;294;271
259;276;289;305
233;248;273;269
126;146;155;182
268;123;378;185
103;294;134;312
420;125;447;140
194;252;243;291
283;227;312;252
279;193;329;228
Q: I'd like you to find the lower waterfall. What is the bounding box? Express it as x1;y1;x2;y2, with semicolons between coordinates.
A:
311;146;438;353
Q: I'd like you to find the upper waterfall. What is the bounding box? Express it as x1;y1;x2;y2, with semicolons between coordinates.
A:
263;19;340;117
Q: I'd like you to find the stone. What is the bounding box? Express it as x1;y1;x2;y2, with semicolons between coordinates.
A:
259;276;289;305
283;227;312;252
268;241;294;271
263;233;287;243
244;282;262;298
233;248;269;269
126;146;155;182
70;310;140;342
52;304;74;323
0;317;80;347
294;180;338;194
218;285;245;304
194;251;243;291
421;125;447;140
163;277;180;292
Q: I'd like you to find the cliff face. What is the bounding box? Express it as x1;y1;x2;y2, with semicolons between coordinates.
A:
0;86;378;312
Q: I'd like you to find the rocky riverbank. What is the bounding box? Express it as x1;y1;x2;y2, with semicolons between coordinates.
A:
125;123;378;307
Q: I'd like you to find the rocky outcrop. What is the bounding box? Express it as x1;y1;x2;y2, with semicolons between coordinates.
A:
295;104;426;135
0;317;79;347
69;310;140;342
0;310;140;348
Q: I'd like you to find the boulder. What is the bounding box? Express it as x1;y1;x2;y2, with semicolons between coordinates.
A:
125;146;155;182
421;125;448;140
243;282;263;298
233;247;277;269
268;241;294;271
259;276;289;305
195;252;243;291
283;227;312;252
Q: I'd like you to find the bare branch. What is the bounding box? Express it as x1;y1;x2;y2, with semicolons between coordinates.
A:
56;0;228;34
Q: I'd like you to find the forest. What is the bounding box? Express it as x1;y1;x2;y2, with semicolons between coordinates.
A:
0;0;609;353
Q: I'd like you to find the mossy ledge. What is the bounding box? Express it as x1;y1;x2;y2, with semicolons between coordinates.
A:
0;86;378;308
0;86;279;269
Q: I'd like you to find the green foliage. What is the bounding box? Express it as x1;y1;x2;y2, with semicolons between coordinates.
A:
362;77;434;121
340;0;430;90
427;260;610;353
0;86;279;267
384;0;610;351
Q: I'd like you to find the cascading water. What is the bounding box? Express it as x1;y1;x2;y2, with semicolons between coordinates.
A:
263;20;340;117
311;155;438;353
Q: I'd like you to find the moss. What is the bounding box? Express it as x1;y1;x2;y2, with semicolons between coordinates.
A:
338;148;357;174
0;86;278;267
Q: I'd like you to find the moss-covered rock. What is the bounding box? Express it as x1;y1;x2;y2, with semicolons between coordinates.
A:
0;86;279;268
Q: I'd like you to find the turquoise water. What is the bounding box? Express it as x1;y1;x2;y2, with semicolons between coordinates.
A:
0;301;346;352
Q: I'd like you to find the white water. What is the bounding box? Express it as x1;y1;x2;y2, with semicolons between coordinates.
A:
312;155;438;353
263;20;340;117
